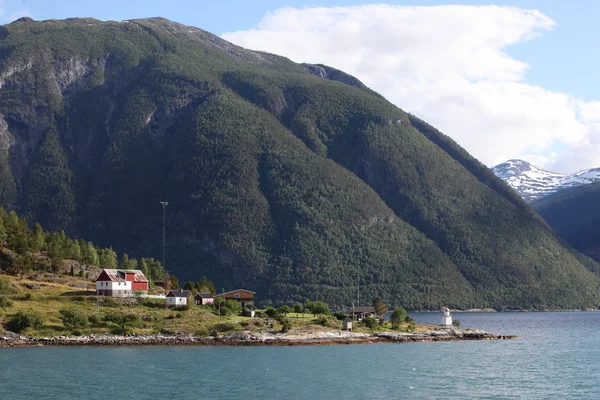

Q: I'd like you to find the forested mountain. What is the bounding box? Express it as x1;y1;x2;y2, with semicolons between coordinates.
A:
533;182;600;262
0;17;598;309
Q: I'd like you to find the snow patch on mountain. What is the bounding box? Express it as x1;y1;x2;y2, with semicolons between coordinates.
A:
491;159;600;202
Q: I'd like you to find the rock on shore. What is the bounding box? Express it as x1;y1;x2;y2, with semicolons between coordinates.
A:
0;328;517;347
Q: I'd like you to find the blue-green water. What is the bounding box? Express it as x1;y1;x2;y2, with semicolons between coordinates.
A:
1;312;600;399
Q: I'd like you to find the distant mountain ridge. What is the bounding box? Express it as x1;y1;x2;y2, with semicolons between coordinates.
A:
491;159;600;202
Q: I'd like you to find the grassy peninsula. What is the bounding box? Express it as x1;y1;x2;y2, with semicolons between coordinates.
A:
0;274;420;338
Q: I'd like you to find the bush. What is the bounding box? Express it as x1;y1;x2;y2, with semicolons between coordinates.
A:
281;318;292;333
0;276;15;295
304;300;330;316
210;322;238;335
278;305;292;316
0;295;13;310
19;293;32;301
102;311;139;330
6;310;45;333
333;312;348;321
264;306;278;318
59;308;88;329
390;307;407;330
315;315;334;327
453;320;461;327
101;298;119;308
360;317;379;329
88;314;100;326
213;298;242;316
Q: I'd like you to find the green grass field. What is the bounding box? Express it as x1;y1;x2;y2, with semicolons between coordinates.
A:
0;274;435;337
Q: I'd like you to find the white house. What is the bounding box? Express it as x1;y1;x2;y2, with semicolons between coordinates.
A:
96;269;149;297
166;290;191;307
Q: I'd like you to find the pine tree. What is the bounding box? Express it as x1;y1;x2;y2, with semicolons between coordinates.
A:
0;153;16;210
372;297;389;319
81;241;99;267
98;248;117;269
0;215;7;242
32;223;45;252
120;253;137;270
68;240;82;261
137;258;149;276
198;276;216;294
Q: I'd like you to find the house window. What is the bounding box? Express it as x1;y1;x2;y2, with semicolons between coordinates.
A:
235;294;240;299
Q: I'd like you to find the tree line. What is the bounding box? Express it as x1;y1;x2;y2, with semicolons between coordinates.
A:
0;208;165;283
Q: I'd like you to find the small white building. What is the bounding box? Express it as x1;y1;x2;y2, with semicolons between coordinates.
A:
441;307;453;326
166;289;191;307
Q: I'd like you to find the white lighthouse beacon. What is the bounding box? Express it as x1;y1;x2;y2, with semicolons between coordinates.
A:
441;307;453;327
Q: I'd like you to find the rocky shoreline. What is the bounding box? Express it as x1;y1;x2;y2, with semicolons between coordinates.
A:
0;328;518;348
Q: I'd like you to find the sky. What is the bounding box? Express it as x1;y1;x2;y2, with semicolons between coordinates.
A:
3;0;600;173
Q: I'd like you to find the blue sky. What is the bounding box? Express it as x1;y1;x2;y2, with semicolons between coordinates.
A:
4;1;600;171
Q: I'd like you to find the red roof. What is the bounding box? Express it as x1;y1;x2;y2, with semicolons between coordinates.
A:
96;269;149;283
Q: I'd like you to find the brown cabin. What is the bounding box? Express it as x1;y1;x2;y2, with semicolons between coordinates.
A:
348;306;376;321
214;289;255;308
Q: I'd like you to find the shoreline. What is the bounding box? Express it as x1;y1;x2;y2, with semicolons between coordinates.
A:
0;328;518;348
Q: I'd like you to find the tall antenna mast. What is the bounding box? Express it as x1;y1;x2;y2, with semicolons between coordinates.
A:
159;201;169;273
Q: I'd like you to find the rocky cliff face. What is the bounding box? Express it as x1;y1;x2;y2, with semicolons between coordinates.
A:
0;17;598;309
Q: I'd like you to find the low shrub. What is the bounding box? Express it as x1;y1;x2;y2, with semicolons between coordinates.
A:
101;298;119;308
194;327;210;336
360;317;379;329
210;322;238;335
102;311;139;330
213;299;242;316
0;295;13;310
59;308;88;329
0;276;15;295
6;310;45;333
281;318;292;333
333;312;348;321
264;306;278;319
88;314;100;326
18;293;32;301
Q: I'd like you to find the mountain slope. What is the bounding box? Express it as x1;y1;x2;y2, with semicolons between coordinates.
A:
533;182;600;262
492;159;600;202
0;17;598;309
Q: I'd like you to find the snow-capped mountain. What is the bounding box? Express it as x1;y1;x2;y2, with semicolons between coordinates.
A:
491;159;600;202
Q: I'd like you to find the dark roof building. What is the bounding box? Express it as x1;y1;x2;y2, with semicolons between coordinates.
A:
194;293;214;299
166;290;191;298
348;306;376;321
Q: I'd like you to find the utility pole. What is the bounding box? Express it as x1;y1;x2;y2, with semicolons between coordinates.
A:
218;288;225;316
357;277;360;307
159;201;169;272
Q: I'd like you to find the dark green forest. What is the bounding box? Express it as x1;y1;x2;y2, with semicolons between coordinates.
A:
0;17;598;309
0;207;165;282
533;182;600;263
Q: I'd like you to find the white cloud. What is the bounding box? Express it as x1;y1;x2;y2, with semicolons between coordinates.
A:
223;5;600;173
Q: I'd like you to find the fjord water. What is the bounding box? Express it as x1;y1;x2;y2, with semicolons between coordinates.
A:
1;312;600;399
